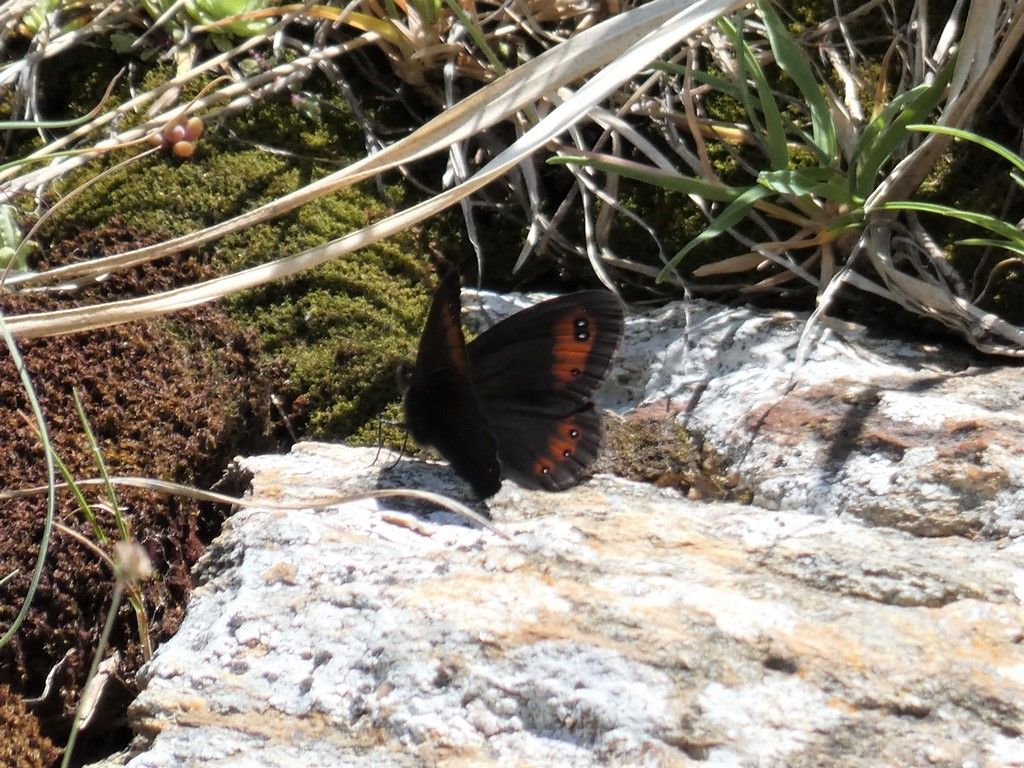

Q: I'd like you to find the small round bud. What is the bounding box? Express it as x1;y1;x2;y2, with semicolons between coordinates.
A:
184;116;204;142
172;140;196;159
164;123;187;144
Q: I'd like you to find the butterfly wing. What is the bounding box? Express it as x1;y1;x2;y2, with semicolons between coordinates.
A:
466;291;624;491
404;269;501;498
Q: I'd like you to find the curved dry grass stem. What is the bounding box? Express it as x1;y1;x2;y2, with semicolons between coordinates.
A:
2;0;740;340
0;0;1019;357
0;475;510;539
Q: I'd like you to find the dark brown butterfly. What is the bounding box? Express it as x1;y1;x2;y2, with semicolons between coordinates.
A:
401;268;624;498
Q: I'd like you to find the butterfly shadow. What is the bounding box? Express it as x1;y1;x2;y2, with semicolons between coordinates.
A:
373;454;494;526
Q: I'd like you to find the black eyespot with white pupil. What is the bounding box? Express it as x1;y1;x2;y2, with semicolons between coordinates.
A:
574;317;589;341
569;429;579;439
562;449;571;457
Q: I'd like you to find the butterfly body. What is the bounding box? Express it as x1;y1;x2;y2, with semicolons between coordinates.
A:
403;269;624;498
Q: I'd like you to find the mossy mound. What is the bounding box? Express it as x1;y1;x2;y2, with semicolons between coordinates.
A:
0;685;58;768
0;224;271;752
48;90;432;447
601;416;742;502
225;245;431;441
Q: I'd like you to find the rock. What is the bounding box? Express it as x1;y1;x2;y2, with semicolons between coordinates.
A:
90;442;1024;767
88;294;1024;767
599;297;1024;540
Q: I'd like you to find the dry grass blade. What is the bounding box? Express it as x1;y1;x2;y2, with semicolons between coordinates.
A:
692;252;766;277
11;0;706;287
0;475;510;539
4;0;742;339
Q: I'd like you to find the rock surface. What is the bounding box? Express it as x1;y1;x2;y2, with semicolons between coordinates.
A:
89;294;1024;767
596;297;1024;540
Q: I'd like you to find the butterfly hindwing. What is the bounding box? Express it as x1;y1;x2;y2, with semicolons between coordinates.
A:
467;291;624;490
404;269;501;497
473;394;604;491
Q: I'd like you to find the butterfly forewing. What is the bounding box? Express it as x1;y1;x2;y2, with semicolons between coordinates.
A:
466;292;623;393
467;291;624;490
404;269;501;497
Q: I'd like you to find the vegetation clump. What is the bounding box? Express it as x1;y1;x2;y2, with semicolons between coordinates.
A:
51;89;432;444
0;684;58;768
0;223;271;754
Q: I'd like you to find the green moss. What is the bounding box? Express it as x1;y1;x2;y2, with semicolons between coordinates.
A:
227;246;431;439
42;63;435;442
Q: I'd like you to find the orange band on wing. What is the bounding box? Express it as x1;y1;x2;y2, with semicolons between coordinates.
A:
549;310;597;385
532;417;584;478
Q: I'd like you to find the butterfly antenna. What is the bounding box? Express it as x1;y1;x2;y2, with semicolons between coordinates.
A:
271;393;299;443
387;430;409;471
368;415;408;469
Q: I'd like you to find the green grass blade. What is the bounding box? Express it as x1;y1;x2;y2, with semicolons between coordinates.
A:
879;200;1024;245
0;70;121;131
720;17;764;135
0;314;57;649
73;387;126;540
50;447;107;544
758;0;836;162
854;60;955;195
758;167;857;204
723;15;788;169
658;184;772;281
551;155;742;201
907;123;1024;174
61;581;126;768
957;238;1024;257
849;92;914;191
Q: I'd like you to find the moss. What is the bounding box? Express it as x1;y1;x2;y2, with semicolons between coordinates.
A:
0;686;58;768
601;416;740;502
228;246;431;439
0;224;271;750
42;73;432;444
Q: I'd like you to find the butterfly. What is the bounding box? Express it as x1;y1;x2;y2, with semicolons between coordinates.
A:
400;267;624;498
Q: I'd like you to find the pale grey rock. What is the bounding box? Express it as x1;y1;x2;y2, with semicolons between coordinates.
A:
584;296;1021;540
89;293;1024;768
91;440;1024;768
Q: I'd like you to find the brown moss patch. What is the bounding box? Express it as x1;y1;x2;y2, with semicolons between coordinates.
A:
0;223;271;751
599;412;741;502
0;684;59;768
